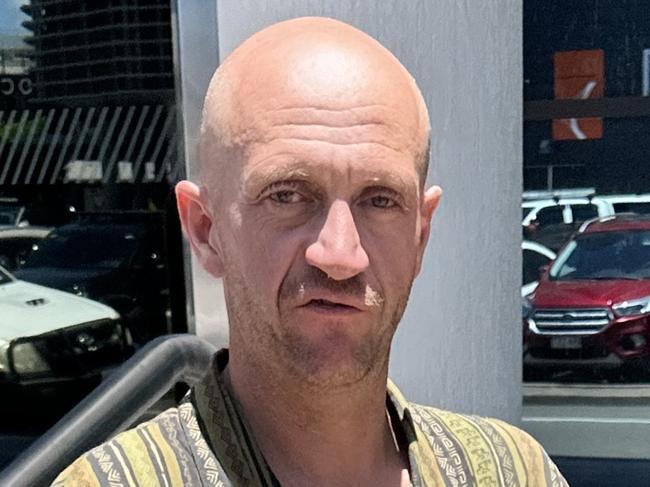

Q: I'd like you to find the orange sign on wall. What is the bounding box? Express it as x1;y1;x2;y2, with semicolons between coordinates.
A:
552;49;604;140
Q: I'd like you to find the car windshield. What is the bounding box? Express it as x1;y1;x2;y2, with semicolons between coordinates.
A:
0;205;21;225
22;225;143;269
550;230;650;280
0;266;12;285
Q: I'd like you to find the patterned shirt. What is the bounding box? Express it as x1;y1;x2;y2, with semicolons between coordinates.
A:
52;351;569;486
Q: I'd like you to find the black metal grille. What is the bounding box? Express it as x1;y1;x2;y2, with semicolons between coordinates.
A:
9;319;129;379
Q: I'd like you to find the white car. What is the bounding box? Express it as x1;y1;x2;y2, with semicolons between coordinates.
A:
593;193;650;216
522;197;614;228
0;265;131;385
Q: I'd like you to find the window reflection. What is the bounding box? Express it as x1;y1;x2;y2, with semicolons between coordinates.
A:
523;1;650;388
0;0;184;469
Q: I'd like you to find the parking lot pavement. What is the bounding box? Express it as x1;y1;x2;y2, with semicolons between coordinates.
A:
524;382;650;487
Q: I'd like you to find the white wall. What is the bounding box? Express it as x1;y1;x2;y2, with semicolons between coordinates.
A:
175;0;522;424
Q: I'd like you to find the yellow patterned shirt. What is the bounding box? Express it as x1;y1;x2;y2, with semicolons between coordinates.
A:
52;351;569;487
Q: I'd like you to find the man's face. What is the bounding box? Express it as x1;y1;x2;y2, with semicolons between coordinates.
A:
182;36;440;388
203;87;436;387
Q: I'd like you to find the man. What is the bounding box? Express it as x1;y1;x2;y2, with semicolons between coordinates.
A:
53;17;568;487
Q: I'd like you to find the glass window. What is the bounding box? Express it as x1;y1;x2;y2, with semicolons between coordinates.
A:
524;0;650;480
22;225;142;269
0;0;186;469
523;248;552;285
613;202;650;214
550;231;650;280
534;205;564;226
571;203;598;222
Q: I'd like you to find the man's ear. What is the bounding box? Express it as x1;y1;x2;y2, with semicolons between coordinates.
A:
175;180;225;278
414;185;442;277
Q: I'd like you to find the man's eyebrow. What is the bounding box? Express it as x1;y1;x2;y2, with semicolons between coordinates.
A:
242;164;312;193
361;171;417;195
242;160;418;199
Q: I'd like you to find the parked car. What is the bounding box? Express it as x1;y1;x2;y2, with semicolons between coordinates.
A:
524;215;650;378
0;265;131;401
522;197;614;251
522;240;556;297
14;212;170;344
0;226;52;271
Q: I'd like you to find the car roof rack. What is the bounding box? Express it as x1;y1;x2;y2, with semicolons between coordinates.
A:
522;188;596;201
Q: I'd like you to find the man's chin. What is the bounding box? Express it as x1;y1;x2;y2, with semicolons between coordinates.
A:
280;332;384;388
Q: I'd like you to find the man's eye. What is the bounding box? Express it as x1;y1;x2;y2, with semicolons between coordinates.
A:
370;195;396;208
269;190;304;204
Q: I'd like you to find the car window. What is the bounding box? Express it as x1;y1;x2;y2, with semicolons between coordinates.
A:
550;231;650;280
534;205;564;227
23;226;143;269
571;203;599;222
613;202;650;214
0;207;21;225
523;248;552;284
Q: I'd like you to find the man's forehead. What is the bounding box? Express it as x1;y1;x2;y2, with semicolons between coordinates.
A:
239;47;417;120
199;17;430;184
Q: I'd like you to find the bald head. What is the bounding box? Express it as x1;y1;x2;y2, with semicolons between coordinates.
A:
198;17;431;188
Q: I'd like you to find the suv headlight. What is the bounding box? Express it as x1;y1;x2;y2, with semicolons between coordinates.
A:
522;296;534;320
11;342;50;374
613;295;650;317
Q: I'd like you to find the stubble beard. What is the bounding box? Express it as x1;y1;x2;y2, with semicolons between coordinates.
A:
225;267;413;391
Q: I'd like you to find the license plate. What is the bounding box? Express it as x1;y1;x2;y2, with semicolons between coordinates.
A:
550;336;582;349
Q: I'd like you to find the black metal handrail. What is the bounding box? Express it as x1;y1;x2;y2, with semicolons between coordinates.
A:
0;333;217;487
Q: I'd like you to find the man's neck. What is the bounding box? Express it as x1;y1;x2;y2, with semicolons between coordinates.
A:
225;350;410;487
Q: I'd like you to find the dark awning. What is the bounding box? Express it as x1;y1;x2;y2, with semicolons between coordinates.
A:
0;104;179;185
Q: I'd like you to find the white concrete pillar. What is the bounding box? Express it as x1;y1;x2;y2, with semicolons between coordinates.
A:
175;0;522;424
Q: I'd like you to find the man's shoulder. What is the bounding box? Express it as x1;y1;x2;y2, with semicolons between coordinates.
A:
406;403;569;487
51;403;206;487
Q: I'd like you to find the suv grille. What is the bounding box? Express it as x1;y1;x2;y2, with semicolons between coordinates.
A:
10;319;130;379
529;308;611;335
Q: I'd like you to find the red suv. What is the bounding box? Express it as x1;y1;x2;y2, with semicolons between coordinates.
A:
525;215;650;377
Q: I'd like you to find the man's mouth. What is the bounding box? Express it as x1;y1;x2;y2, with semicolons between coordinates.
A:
303;298;361;313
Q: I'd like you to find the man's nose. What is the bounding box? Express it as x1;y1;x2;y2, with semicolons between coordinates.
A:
305;200;370;280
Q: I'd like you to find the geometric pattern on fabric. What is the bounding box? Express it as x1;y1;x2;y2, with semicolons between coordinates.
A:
51;350;570;487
